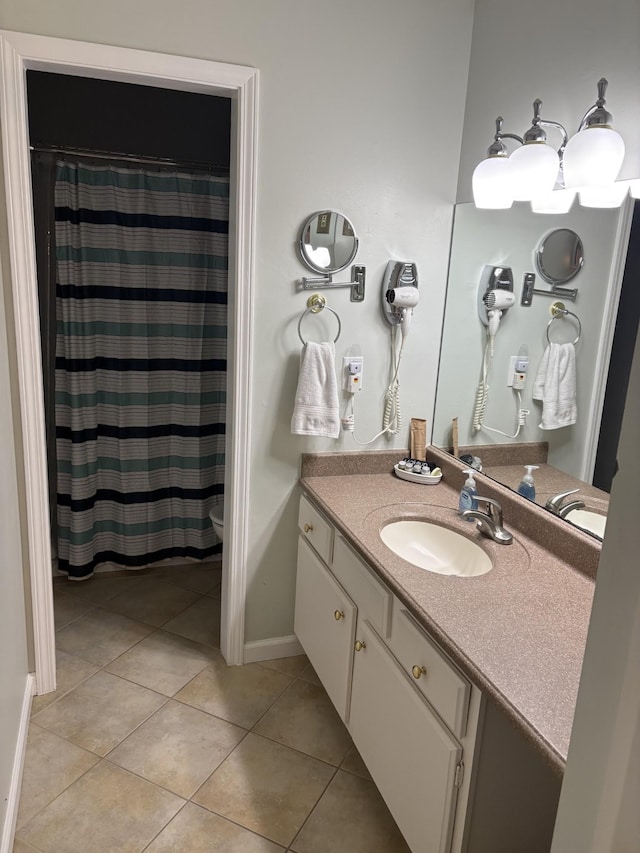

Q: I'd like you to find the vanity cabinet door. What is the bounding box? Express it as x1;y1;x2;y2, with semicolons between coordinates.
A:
350;620;462;853
294;536;356;721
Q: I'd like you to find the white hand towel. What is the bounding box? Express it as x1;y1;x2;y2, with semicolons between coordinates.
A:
532;341;577;429
291;341;340;438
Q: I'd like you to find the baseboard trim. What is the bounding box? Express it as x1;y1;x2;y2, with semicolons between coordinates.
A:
243;635;304;664
1;672;35;853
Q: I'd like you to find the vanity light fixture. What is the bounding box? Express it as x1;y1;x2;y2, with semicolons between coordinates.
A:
471;117;519;209
509;99;567;202
563;78;625;197
473;78;626;211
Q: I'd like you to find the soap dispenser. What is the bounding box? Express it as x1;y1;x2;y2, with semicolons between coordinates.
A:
459;468;479;518
517;465;539;501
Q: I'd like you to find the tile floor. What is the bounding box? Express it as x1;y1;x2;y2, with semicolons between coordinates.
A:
14;562;410;852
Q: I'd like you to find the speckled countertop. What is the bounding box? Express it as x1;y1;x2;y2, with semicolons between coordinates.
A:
299;448;599;777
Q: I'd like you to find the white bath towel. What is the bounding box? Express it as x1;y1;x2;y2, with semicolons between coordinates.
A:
291;341;340;438
532;342;577;429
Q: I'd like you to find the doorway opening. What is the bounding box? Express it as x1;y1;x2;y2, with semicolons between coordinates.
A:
29;71;230;580
0;31;258;691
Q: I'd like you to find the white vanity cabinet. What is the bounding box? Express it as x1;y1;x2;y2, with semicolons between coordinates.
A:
295;493;564;853
294;537;356;721
295;495;479;853
349;619;463;853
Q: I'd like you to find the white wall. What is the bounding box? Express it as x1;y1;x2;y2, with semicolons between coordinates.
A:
457;0;640;204
0;0;475;643
0;257;29;836
433;200;624;480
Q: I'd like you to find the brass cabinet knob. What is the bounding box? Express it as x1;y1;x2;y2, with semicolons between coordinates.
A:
303;523;313;533
412;665;427;680
334;610;344;621
355;640;366;652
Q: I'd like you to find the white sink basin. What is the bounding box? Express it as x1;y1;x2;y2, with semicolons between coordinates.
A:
380;520;493;577
564;508;607;539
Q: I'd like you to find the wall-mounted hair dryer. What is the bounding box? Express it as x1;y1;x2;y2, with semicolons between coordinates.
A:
477;265;514;352
382;261;419;337
483;289;516;338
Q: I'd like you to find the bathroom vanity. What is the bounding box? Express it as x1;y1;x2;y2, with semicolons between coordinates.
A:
294;448;598;853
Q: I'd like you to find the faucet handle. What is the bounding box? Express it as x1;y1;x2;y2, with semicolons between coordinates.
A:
545;488;580;511
475;496;503;525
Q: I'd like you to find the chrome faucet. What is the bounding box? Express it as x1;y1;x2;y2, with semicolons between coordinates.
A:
462;496;513;545
545;488;586;518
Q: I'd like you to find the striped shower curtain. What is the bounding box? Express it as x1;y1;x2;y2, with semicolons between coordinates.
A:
54;159;228;579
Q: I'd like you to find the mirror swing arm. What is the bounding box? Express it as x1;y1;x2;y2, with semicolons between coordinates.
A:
300;265;366;302
521;274;578;306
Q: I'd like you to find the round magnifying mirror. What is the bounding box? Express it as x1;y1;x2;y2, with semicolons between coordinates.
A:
535;228;584;285
299;210;359;274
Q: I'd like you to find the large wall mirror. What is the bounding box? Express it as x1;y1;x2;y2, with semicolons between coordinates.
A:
432;198;640;539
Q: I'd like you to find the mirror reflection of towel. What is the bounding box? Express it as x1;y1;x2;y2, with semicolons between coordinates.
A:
532;342;577;429
291;341;340;438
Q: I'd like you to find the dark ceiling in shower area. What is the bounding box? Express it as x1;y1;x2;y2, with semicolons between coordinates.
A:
27;70;231;168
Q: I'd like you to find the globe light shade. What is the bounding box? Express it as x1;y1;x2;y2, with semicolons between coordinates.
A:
577;182;629;208
509;143;560;201
530;188;577;214
472;156;513;209
563;127;625;188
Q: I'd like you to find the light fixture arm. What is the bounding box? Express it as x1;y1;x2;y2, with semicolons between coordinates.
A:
538;118;568;154
576;77;614;130
487;116;523;157
522;98;568;152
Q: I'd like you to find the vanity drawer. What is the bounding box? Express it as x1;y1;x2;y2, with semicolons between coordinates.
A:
298;494;334;564
390;605;470;738
332;534;392;638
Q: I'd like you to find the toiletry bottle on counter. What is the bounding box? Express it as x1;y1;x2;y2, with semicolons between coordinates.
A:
459;468;478;517
517;465;539;501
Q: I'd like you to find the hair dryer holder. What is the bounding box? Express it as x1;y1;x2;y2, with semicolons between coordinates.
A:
382;261;419;328
477;264;514;326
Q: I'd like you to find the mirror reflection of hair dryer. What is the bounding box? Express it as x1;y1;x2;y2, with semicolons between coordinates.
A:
473;267;518;433
483;289;516;343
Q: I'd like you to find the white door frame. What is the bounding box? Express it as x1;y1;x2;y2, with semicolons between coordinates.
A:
0;30;258;691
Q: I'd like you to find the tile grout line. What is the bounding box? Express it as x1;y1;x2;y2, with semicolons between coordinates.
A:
138;798;193;853
13;744;101;845
286;761;343;852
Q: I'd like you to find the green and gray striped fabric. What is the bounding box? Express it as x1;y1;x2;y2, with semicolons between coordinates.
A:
54;160;227;578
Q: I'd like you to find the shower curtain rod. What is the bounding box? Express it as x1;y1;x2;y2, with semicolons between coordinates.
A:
30;143;229;175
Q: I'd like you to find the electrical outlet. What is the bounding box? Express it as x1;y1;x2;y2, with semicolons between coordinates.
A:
343;356;363;392
507;355;527;389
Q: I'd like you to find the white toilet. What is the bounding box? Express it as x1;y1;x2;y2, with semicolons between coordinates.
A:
209;503;224;541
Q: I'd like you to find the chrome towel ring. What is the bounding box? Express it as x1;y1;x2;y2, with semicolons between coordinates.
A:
546;301;581;346
298;294;342;345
